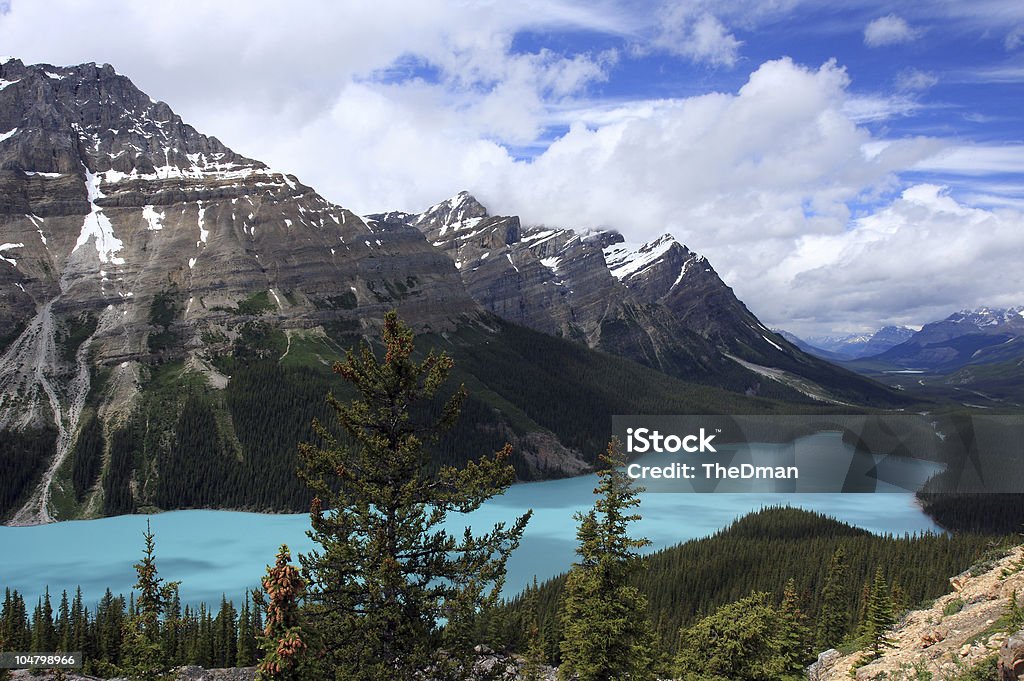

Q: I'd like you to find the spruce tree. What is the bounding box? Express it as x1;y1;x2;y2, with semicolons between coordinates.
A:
816;546;849;650
237;592;256;667
256;545;306;681
213;596;237;668
557;438;656;681
37;588;55;652
163;589;182;667
519;578;547;681
70;588;87;656
94;590;124;671
777;578;812;677
298;311;531;680
0;589;11;681
56;590;70;651
857;567;896;664
120;520;179;681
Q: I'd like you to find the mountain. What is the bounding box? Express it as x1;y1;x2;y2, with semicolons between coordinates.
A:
798;326;916;360
839;307;1024;406
867;307;1024;371
370;193;902;405
775;329;848;362
0;58;903;526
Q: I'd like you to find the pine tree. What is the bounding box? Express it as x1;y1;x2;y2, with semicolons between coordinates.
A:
816;546;849;650
163;589;182;667
857;567;896;664
298;311;531;680
519;578;547;681
70;588;87;655
120;520;179;681
256;545;306;681
557;438;656;681
213;596;237;668
236;591;256;667
777;578;812;677
94;590;125;670
31;589;55;653
0;589;11;681
56;590;70;651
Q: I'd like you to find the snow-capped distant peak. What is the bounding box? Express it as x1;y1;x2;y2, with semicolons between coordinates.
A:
603;234;679;281
947;306;1024;327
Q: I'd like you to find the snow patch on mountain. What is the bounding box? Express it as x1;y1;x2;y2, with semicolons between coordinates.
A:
72;170;125;265
0;242;24;266
603;234;676;281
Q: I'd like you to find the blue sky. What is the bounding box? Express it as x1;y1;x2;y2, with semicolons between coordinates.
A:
1;0;1022;335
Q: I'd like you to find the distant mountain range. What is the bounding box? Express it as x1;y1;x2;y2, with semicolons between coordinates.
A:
776;326;915;360
0;58;906;524
788;307;1024;406
867;307;1024;371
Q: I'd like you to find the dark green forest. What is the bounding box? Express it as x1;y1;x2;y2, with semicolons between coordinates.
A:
483;507;1011;660
10;316;851;520
0;427;56;519
0;585;264;678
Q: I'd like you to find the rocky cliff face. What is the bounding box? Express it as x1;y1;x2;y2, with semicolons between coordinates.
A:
372;194;779;380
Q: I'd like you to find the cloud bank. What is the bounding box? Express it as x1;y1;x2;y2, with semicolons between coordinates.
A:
0;0;1021;335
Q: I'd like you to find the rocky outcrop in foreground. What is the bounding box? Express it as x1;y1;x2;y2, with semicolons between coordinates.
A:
812;544;1024;680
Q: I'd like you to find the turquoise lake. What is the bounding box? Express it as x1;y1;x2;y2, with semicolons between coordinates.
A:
0;433;943;607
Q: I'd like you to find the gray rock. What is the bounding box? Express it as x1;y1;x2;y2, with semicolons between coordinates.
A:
807;648;842;681
999;628;1024;680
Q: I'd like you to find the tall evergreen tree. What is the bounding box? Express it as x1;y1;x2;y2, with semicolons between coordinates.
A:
857;567;896;664
2;590;28;653
0;589;11;681
777;578;812;677
56;590;70;651
162;588;182;667
213;596;237;669
31;589;55;653
557;438;656;681
70;588;87;655
236;591;257;667
256;545;306;681
816;546;849;650
519;578;547;681
298;311;531;680
120;520;179;681
94;590;125;670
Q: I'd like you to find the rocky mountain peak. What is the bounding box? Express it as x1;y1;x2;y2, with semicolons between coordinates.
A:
413;190;489;232
947;306;1024;329
0;58;261;178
